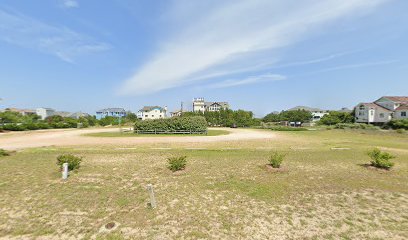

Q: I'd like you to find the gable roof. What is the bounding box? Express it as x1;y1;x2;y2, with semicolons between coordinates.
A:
139;106;163;112
396;104;408;111
380;96;408;103
288;106;324;112
97;108;126;113
357;103;392;112
204;101;229;107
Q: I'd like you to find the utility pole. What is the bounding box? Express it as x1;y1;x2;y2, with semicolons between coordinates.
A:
181;102;183;112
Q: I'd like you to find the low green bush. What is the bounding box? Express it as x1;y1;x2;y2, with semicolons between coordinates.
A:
396;129;405;134
0;148;10;157
135;116;207;133
56;154;82;171
268;152;285;168
334;123;379;130
268;126;307;131
167;156;187;172
386;119;408;130
367;148;395;170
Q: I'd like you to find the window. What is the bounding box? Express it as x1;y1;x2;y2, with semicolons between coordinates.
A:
359;105;365;110
402;112;407;117
379;113;384;118
145;115;148;117
359;111;364;116
370;111;374;116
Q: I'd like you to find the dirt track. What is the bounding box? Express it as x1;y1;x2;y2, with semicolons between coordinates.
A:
0;127;276;150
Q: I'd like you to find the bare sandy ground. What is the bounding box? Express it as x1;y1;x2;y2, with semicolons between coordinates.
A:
0;127;276;150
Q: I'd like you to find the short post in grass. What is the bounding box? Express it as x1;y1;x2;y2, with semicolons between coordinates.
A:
146;184;156;208
62;163;68;180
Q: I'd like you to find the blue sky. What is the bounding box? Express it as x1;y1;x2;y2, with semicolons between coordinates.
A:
0;0;407;117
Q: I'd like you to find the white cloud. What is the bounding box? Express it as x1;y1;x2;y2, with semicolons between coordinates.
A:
0;9;109;62
62;0;79;9
207;73;286;89
302;60;397;75
119;0;389;96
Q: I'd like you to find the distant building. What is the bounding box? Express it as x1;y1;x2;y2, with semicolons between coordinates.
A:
69;112;91;119
5;108;36;116
170;110;183;117
193;98;229;112
53;111;72;118
36;108;55;120
96;108;126;120
137;106;167;120
338;107;352;113
287;106;329;122
355;96;408;124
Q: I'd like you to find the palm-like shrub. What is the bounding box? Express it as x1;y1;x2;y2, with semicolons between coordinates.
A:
367;148;395;170
268;152;285;168
167;156;187;172
0;148;10;157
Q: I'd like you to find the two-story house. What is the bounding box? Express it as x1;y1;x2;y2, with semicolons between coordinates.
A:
36;107;55;120
355;96;408;123
287;106;329;122
137;106;167;120
96;108;127;120
193;98;229;112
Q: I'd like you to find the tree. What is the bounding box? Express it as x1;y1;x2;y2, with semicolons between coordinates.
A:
319;111;354;125
263;112;281;122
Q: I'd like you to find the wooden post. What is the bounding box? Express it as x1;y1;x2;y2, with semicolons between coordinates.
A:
146;184;156;208
62;163;68;180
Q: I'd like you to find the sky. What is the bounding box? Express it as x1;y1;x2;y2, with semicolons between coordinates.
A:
0;0;407;117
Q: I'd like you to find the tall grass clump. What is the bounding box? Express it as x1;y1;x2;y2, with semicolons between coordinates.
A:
0;148;10;157
167;156;187;172
367;148;395;170
268;152;286;168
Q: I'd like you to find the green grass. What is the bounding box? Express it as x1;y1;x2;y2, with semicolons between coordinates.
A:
82;129;230;137
1;129;407;239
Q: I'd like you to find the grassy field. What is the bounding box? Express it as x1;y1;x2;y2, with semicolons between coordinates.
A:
82;129;230;138
0;129;407;239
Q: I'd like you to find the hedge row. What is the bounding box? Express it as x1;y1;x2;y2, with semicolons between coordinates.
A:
134;117;207;133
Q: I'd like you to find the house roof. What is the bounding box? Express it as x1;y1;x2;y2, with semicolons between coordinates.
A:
139;106;164;112
5;108;36;113
69;112;90;118
396;104;408;111
97;108;126;113
204;102;229;107
288;106;324;112
357;103;392;112
53;111;72;117
381;96;408;103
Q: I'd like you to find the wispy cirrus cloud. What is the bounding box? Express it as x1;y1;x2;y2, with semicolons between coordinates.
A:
62;0;79;9
207;73;286;89
0;9;109;62
119;0;389;95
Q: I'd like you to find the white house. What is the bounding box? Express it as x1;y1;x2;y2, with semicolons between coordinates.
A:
355;96;408;123
193;98;229;112
137;106;167;120
288;106;329;122
36;107;55;120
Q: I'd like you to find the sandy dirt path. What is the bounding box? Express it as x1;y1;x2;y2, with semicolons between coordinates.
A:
0;127;276;150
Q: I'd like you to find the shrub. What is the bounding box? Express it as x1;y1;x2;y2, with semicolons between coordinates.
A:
268;126;307;131
367;148;395;170
135;117;207;133
268;152;285;168
396;129;405;134
386;119;408;130
0;148;10;157
334;123;379;130
167;156;187;172
56;154;82;171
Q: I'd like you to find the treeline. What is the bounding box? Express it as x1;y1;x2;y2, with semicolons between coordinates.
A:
181;109;260;127
134;116;207;133
0;111;98;131
0;110;141;131
263;110;313;123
